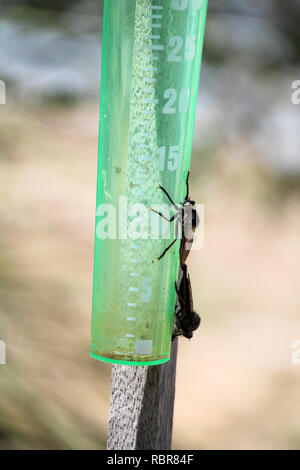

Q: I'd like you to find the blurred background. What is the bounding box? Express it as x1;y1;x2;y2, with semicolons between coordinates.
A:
0;0;300;450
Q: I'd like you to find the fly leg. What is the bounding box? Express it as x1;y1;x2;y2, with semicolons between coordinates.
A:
150;209;178;223
185;171;190;200
158;185;181;211
157;238;178;261
172;306;182;341
155;192;181;260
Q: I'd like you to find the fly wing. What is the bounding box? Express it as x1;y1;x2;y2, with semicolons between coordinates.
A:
179;265;192;311
187;271;194;311
180;237;193;266
178;270;186;306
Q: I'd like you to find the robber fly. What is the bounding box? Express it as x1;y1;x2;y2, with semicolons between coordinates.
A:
172;264;201;340
151;172;199;265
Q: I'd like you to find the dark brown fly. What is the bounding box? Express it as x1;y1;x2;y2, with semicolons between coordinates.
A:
172;264;201;340
151;171;199;265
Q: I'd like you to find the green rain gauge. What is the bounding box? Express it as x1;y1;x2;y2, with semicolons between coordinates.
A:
91;0;208;366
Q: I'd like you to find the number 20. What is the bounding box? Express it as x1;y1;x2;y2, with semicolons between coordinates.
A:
162;88;190;114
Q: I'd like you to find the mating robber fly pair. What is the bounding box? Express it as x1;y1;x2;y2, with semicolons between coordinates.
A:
151;172;201;341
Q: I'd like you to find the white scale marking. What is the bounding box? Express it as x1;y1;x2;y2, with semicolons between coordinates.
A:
144;77;156;83
139;154;151;161
140;132;150;137
144;66;157;72
147;44;164;51
145;55;159;61
143;88;154;93
124;3;163;338
129;287;140;292
140;143;150;148
150;34;161;40
143;98;158;104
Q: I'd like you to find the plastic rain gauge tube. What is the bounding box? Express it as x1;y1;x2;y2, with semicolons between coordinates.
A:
91;0;208;366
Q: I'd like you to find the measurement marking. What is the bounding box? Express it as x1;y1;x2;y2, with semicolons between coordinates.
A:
139;143;150;148
129;287;140;292
126;334;135;338
136;180;147;186
142;110;152;115
139;154;151;161
150;5;163;10
150;34;161;40
147;44;164;51
145;55;159;61
143;98;158;104
127;317;136;322
144;77;156;83
130;273;140;277
136;192;145;197
131;259;141;264
140;132;150;137
132;244;141;249
150;14;162;19
128;303;137;307
144;66;157;72
150;23;162;29
137;168;148;173
143;88;154;93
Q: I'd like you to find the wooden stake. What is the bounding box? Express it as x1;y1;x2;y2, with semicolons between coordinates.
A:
107;338;178;450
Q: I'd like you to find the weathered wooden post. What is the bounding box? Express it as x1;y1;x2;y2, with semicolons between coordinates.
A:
90;0;208;450
107;338;178;450
107;263;185;450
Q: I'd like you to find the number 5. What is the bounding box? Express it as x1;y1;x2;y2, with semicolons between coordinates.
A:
185;35;196;61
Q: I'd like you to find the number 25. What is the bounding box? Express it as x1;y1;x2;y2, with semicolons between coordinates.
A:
167;35;196;62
